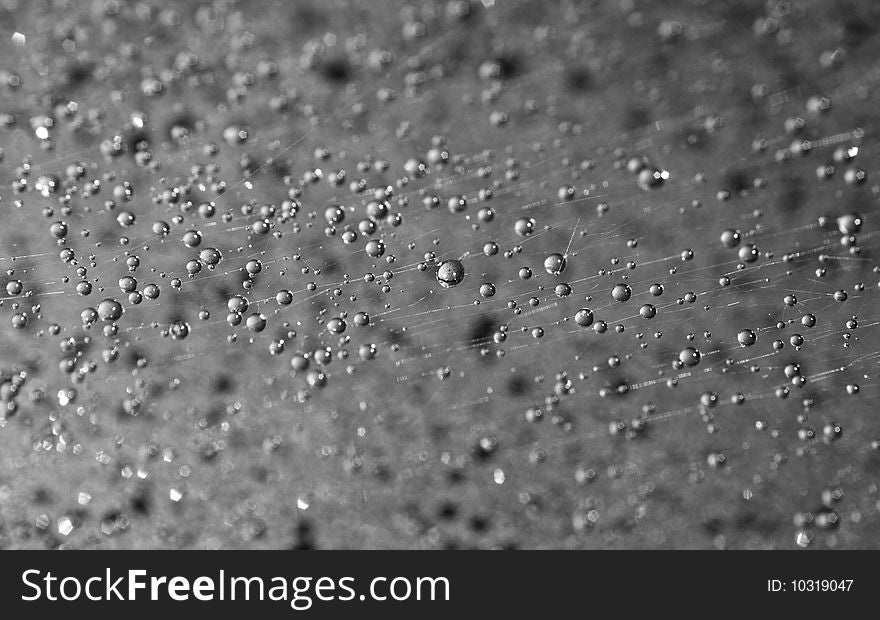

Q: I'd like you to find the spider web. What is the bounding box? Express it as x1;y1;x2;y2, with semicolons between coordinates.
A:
0;0;878;549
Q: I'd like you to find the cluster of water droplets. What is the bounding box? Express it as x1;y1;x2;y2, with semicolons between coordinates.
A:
0;0;878;549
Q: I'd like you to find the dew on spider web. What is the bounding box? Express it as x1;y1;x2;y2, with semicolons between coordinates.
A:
0;1;877;550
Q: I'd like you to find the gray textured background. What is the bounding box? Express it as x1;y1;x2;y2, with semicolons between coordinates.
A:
0;0;879;549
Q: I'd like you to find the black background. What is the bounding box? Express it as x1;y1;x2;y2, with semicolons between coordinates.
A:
0;551;873;617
